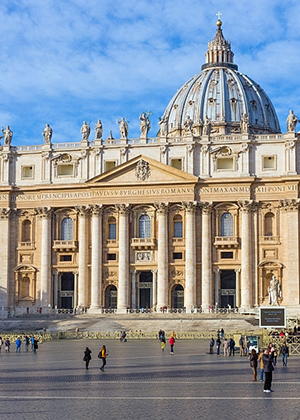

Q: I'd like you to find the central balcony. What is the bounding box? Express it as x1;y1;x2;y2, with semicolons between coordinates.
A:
131;237;156;250
53;240;78;251
214;236;239;249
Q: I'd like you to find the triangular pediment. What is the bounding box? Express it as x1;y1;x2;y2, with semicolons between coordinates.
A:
88;155;198;185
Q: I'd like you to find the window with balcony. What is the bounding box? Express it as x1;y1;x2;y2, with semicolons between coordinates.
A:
220;212;233;237
139;214;151;238
22;220;31;242
173;215;183;238
61;217;73;240
108;217;116;240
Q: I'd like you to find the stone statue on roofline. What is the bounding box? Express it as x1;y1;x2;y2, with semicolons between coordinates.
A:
286;110;298;133
0;126;13;146
158;116;167;137
81;121;90;141
183;115;194;135
139;112;151;138
240;113;249;134
95;120;103;139
203;115;211;136
43;124;53;143
117;117;128;139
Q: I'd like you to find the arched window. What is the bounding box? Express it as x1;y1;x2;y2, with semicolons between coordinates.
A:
22;220;31;242
139;214;151;238
108;217;116;240
173;215;183;238
61;217;73;240
220;212;233;237
105;285;117;309
264;212;274;236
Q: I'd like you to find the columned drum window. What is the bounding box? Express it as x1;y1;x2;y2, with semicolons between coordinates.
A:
108;217;116;240
139;214;151;238
173;215;183;238
61;217;73;240
220;212;233;237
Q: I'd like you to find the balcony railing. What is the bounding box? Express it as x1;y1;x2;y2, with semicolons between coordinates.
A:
17;241;36;250
259;236;280;244
214;236;239;248
131;237;156;250
53;240;78;251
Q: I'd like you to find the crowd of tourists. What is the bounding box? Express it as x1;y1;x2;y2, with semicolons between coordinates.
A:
0;335;39;353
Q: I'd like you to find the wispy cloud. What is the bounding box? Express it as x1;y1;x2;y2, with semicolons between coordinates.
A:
0;0;299;144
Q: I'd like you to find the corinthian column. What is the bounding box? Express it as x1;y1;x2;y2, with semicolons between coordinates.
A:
239;201;252;309
37;207;52;306
117;204;130;312
77;206;89;308
90;205;103;310
201;202;213;310
0;208;12;309
156;202;168;309
184;202;197;312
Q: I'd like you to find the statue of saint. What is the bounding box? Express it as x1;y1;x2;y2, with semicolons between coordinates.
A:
117;117;128;139
159;116;167;137
81;121;90;141
139;112;151;137
203;115;211;136
183;115;194;135
240;113;249;133
268;275;282;306
43;124;53;143
95;120;103;139
1;126;13;145
286;110;298;132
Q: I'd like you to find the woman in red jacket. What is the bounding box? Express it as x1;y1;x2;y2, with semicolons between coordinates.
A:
169;336;175;354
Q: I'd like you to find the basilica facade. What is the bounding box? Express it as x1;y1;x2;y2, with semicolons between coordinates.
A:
1;20;300;316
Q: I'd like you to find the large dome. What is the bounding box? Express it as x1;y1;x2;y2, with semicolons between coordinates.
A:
161;20;281;138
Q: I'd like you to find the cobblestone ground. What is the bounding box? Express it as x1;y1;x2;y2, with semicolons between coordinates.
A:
0;339;300;420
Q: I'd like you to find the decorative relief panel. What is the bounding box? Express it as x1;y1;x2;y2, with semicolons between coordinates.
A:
136;251;152;262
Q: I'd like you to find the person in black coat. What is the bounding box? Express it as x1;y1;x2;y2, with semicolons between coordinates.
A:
83;347;92;370
262;349;274;392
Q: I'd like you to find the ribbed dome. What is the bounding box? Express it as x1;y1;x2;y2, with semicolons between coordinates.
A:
160;21;281;138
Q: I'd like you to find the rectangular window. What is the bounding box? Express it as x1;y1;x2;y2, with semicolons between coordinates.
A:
60;255;72;262
173;252;183;260
174;221;183;238
58;164;74;176
220;252;233;259
105;161;117;172
22;166;34;179
109;224;116;240
217;158;233;170
263;156;276;170
171;158;182;170
107;253;117;261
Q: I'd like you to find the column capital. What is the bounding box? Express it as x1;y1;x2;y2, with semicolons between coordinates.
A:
183;201;197;213
36;206;52;218
75;205;91;217
151;269;158;275
0;207;11;219
154;202;169;214
200;201;213;214
213;267;220;274
238;200;253;213
234;268;241;273
116;203;130;215
280;198;300;211
91;204;103;216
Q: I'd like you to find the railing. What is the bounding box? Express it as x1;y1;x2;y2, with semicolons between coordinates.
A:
214;236;239;248
131;237;156;249
17;241;36;249
53;240;78;250
259;236;280;243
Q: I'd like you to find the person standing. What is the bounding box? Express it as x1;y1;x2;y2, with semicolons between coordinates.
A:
216;336;221;356
15;337;21;353
239;336;244;356
83;347;92;370
161;336;166;352
223;338;229;357
221;328;224;339
263;349;274;393
281;342;289;366
4;338;10;352
258;349;264;381
209;337;215;354
30;336;35;352
24;336;29;352
99;345;107;371
33;338;39;353
169;335;175;354
0;336;2;352
229;338;235;356
249;349;258;381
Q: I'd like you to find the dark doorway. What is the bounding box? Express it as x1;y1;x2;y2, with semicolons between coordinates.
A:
220;270;236;308
61;272;74;290
140;288;151;308
139;271;152;308
171;284;184;308
61;296;72;309
59;272;74;309
105;285;117;309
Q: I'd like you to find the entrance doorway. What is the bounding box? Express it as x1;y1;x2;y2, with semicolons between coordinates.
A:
171;284;184;308
139;271;152;309
105;285;117;308
59;272;74;309
220;270;236;308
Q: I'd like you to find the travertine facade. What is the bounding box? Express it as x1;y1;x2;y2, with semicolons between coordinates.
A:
1;21;300;316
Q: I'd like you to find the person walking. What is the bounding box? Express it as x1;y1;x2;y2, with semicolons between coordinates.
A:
263;349;274;393
258;349;264;381
83;347;92;370
281;342;289;366
169;335;175;354
33;338;39;353
99;345;107;371
4;338;10;353
249;349;258;381
161;335;166;352
15;337;21;353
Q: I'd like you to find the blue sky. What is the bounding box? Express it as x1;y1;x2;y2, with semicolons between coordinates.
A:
1;0;300;145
